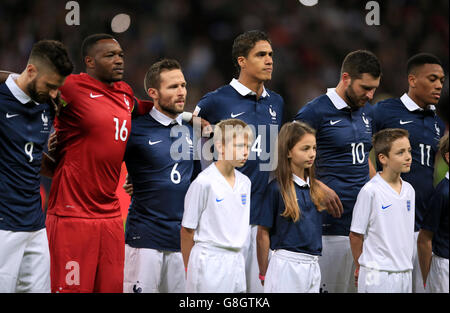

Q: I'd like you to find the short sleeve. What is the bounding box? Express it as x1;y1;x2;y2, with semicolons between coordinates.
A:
257;181;279;228
59;75;76;105
421;188;445;233
371;101;384;134
350;185;373;235
294;103;321;131
194;93;214;120
182;178;207;229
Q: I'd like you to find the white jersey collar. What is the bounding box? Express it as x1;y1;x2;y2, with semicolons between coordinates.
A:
400;93;436;112
5;74;40;105
230;78;269;98
150;107;183;126
326;88;351;110
293;174;310;188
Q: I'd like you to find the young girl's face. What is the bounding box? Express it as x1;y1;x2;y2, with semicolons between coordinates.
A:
288;133;316;171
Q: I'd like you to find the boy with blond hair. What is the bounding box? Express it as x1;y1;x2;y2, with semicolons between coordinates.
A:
181;119;253;292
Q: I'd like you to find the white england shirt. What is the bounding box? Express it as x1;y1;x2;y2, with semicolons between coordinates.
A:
182;163;251;250
351;173;415;271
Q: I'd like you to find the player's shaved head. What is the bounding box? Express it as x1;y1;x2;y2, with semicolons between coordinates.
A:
28;40;73;76
81;33;116;59
407;53;442;75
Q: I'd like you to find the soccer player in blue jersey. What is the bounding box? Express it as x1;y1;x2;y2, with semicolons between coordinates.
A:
193;30;284;292
295;50;381;293
371;53;446;293
417;134;448;293
0;40;73;292
123;59;200;293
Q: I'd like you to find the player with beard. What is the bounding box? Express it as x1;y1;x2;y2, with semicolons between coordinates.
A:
0;40;73;292
295;50;381;293
45;34;152;293
123;59;201;293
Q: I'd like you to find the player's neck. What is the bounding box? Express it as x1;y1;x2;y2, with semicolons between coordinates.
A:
335;81;349;105
407;90;427;109
154;104;178;120
15;72;32;98
86;70;114;86
291;165;306;182
215;161;236;188
237;75;265;99
380;169;402;194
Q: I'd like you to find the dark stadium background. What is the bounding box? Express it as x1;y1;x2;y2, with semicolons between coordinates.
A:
0;0;448;220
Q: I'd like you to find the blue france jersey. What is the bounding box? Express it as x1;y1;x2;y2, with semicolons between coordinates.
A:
124;111;199;251
0;76;53;231
195;81;284;225
372;95;445;231
421;175;449;259
258;178;322;255
295;92;373;236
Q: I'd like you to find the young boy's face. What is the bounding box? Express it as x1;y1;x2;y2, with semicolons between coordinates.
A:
380;137;412;174
219;133;250;168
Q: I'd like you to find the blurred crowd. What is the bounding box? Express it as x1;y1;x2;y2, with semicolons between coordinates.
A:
0;0;448;121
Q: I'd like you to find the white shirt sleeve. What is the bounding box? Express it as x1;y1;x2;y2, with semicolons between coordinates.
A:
350;185;373;235
182;178;207;230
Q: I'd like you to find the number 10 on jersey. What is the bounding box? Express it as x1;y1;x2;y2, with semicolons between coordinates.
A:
113;118;128;142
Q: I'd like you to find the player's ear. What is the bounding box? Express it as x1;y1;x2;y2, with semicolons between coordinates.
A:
408;74;416;88
341;72;351;86
84;55;95;69
25;63;38;81
237;56;246;70
147;88;158;101
378;153;387;166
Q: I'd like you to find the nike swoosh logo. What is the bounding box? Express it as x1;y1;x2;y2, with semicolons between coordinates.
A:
231;112;245;118
399;120;413;125
216;198;224;202
90;93;104;98
148;140;162;145
6;113;19;118
382;204;392;210
330;120;341;125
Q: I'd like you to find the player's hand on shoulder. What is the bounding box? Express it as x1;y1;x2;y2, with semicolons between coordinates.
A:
50;90;65;116
123;174;134;196
191;115;213;138
47;131;58;158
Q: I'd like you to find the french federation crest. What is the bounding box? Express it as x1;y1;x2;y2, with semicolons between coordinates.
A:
241;194;247;205
269;106;277;121
407;200;411;211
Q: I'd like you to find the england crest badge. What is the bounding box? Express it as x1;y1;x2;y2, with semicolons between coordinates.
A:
241;194;247;205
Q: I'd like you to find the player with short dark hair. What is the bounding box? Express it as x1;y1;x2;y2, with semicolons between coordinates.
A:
295;50;381;293
45;34;152;293
0;40;73;292
371;52;446;293
123;59;200;293
193;30;284;292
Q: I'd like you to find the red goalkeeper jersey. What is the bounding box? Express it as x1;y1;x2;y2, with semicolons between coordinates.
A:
47;73;134;218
